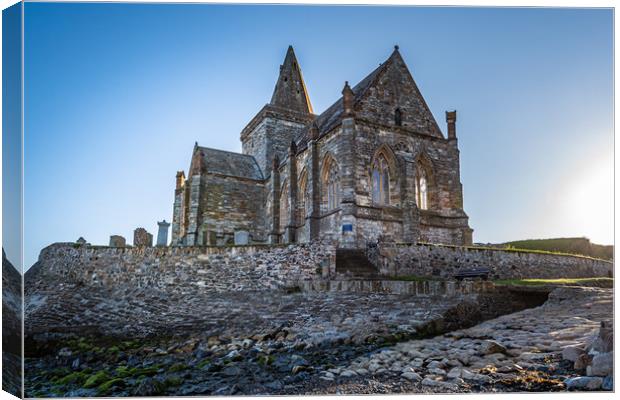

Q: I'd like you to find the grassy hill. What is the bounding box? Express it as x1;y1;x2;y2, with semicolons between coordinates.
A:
498;237;613;261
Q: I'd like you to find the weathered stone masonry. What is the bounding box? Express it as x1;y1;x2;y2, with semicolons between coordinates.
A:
27;241;612;298
26;242;335;294
371;242;613;280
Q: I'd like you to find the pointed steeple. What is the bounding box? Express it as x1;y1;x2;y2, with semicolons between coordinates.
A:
270;46;313;114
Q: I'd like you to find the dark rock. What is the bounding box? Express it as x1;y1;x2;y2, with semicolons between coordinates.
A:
264;380;283;391
132;377;166;396
221;366;241;377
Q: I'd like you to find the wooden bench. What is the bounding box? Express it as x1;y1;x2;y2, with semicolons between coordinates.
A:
454;268;490;281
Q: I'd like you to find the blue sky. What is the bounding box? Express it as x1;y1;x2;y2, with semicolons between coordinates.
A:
22;4;613;268
3;2;22;270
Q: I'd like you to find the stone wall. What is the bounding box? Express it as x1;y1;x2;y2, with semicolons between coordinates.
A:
372;242;613;280
26;242;335;294
198;174;267;245
300;279;494;296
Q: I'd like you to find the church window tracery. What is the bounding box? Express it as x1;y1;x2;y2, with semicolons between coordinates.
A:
322;157;340;211
372;155;390;205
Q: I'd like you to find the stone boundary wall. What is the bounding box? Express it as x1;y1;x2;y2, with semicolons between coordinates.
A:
300;279;494;297
371;242;613;280
26;242;335;294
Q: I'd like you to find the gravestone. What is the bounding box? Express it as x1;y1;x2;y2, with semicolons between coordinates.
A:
157;220;171;247
109;235;126;247
133;228;153;247
234;231;249;245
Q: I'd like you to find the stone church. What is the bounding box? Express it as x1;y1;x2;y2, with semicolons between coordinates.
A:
170;46;473;248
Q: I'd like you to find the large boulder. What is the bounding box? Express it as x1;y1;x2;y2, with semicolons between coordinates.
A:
590;352;613;377
562;345;585;362
565;376;603;390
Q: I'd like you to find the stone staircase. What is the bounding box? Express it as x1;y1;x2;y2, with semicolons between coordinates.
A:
335;248;379;279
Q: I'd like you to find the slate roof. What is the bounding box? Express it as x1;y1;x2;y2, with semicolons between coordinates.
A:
197;146;264;181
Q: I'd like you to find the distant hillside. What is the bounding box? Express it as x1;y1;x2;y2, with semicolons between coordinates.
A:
497;238;613;261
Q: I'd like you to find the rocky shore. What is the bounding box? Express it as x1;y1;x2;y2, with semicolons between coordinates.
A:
24;285;612;396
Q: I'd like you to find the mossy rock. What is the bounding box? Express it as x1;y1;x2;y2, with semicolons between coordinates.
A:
115;366;130;378
56;371;87;386
196;359;211;369
83;371;110;388
97;378;126;395
128;366;160;377
163;377;183;387
169;363;186;372
48;367;72;380
257;355;274;366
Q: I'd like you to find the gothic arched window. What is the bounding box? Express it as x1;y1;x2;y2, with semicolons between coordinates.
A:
372;155;390;205
416;170;428;210
322;158;340;211
298;171;309;224
280;182;290;231
395;108;402;126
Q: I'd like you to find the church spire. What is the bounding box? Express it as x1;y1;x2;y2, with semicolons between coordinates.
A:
270;46;313;114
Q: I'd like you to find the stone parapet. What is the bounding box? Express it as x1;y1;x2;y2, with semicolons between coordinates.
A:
26;241;336;294
374;242;613;280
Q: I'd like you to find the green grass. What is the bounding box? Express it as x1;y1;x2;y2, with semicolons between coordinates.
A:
415;241;612;262
493;277;613;287
502;237;613;261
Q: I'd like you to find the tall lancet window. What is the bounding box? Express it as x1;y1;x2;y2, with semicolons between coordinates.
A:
298;172;309;224
395;108;402;126
323;159;340;211
372;155;390;205
416;171;428;210
280;182;290;231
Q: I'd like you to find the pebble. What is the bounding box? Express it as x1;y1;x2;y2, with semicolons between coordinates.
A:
564;376;603;390
340;370;358;378
401;371;422;381
561;345;584;362
479;340;507;355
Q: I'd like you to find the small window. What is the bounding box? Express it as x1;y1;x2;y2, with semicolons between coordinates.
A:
395;108;402;126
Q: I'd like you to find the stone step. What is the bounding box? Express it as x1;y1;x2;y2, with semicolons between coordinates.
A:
299;279;495;296
335;248;379;278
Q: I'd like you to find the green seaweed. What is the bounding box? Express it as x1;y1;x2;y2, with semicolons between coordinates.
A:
83;371;111;389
